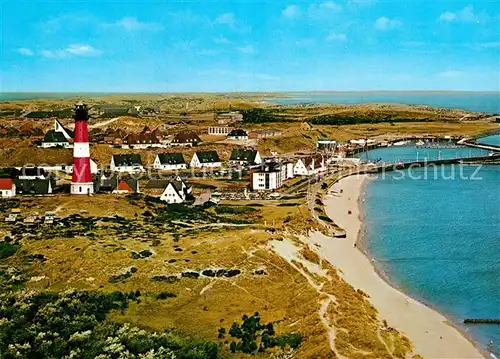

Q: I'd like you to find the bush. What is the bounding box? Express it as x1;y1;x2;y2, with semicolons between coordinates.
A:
278;203;300;207
156;291;177;299
318;215;334;223
214;205;256;214
0;242;18;259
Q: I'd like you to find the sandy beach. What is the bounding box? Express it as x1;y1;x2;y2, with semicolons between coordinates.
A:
308;174;485;359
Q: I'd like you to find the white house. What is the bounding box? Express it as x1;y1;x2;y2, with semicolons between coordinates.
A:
54;119;73;140
160;177;191;204
251;163;283;191
208;126;232;136
227;129;248;141
293;155;325;176
0;179;16;198
190;151;222;168
41;119;73;148
110;154;145;173
282;161;295;180
153;153;187;171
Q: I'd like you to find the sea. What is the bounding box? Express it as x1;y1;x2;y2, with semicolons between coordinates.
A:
269;92;500;114
361;137;500;355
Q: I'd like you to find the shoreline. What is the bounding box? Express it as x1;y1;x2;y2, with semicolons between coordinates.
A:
308;174;486;358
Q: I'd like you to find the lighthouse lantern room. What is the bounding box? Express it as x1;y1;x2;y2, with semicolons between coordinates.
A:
70;102;94;195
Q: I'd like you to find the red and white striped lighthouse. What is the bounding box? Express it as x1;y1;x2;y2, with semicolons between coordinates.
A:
71;102;94;195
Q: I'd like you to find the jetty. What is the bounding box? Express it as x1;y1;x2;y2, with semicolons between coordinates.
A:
463;319;500;324
458;139;500;153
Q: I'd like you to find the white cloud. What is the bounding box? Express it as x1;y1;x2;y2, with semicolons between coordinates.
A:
308;1;342;17
104;17;162;31
282;5;300;18
237;45;256;54
215;13;237;27
438;6;481;23
214;36;231;44
374;17;402;31
326;33;347;41
347;0;377;7
39;44;101;59
438;70;463;78
65;44;101;56
17;48;34;56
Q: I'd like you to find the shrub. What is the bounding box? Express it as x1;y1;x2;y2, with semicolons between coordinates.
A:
278;203;300;207
0;242;18;259
156;291;177;300
318;215;333;223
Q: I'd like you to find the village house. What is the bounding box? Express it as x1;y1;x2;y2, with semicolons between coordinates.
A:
316;138;337;151
293;155;325;176
250;162;284;191
208;126;232;136
153;153;187;171
227;129;248;141
0;178;16;198
103;128;127;145
11;167;47;180
110;154;145;173
171;132;202;147
229;149;262;166
159;176;192;204
190;151;222;168
98;175;139;194
122;133;161;149
217;111;243;125
300;121;313;131
282;161;295;179
248;129;283;139
13;178;55;196
41;119;73;148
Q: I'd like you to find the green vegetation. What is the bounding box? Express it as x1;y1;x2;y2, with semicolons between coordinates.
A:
0;242;18;259
0;289;220;359
309;113;432;125
219;313;302;354
214;205;256;214
241;109;286;123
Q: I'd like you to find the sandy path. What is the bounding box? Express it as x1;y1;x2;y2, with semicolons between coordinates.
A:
308;174;484;359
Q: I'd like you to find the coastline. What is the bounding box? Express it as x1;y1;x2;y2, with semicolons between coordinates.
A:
308;174;485;358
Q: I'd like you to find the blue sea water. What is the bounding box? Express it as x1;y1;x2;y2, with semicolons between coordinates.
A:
479;135;500;147
269;92;500;114
362;155;500;354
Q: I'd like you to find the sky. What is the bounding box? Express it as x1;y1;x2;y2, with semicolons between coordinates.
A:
1;0;499;92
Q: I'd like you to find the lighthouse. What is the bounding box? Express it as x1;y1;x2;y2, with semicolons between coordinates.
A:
70;102;94;195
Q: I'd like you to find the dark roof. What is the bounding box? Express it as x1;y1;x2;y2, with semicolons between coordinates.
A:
229;149;258;163
99;176;138;192
43;130;68;143
172;132;201;144
13;178;54;194
145;179;171;189
123;133;159;145
228;129;248;137
195;151;220;164
55;119;74;138
112;154;142;166
157;153;186;165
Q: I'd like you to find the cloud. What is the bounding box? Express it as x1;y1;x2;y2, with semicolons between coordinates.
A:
438;70;463;78
215;13;237;27
326;33;347;41
282;5;300;18
438;6;481;23
17;48;35;56
374;17;402;30
237;45;256;54
103;17;162;31
214;36;231;44
347;0;377;7
40;44;101;59
295;38;316;46
308;1;342;18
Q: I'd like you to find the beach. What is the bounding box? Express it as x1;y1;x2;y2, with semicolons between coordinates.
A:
308;174;485;359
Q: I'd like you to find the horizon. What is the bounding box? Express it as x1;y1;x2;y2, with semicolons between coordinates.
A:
2;0;499;92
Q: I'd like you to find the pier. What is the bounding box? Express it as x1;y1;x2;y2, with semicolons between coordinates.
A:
458;139;500;153
463;319;500;324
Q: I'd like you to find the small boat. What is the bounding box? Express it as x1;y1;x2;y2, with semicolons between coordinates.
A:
393;140;410;146
415;140;425;147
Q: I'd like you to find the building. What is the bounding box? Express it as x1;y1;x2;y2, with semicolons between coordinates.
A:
316;138;337;151
229;149;262;166
301;121;313;131
0;178;16;198
159;177;192;204
208;126;232;136
54;119;73;140
110;154;144;173
248;129;283;139
227;129;248;141
11;167;47;180
153;153;187;171
113;179;139;194
294;155;325;176
250;162;284;191
71;103;94;195
13;178;54;196
171;132;202;147
122;133;161;149
41;130;71;148
282;161;295;179
217;112;243;125
190;151;221;168
103;128;127;145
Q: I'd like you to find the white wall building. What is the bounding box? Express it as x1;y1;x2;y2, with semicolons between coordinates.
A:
190;151;222;168
110;154;145;173
159;177;192;204
0;179;16;198
153;153;187;171
293;155;325;176
251;163;283;191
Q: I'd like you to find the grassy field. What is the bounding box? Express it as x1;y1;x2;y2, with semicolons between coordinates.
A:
1;195;416;358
